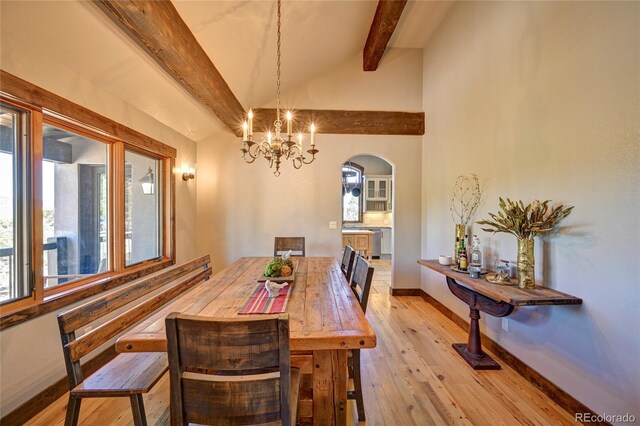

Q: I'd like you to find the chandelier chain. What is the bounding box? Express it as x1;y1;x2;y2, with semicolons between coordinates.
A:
276;0;282;122
240;0;318;176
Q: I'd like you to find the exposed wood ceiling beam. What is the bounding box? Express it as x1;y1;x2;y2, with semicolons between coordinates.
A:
363;0;408;71
95;0;245;133
95;1;424;137
252;109;424;136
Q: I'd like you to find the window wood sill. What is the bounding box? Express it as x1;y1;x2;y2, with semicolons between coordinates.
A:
0;258;174;330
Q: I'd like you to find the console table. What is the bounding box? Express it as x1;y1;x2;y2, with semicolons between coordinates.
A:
418;259;582;370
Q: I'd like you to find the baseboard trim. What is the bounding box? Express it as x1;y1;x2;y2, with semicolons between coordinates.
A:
392;289;609;426
390;288;422;296
1;345;118;426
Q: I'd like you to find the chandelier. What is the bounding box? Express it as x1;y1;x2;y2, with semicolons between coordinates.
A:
240;0;318;177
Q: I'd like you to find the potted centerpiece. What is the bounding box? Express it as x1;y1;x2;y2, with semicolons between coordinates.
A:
259;250;296;283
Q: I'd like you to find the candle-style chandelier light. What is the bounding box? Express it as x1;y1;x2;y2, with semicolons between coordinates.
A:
240;0;318;177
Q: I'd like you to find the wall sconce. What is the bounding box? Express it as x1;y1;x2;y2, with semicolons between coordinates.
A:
181;165;195;182
139;167;154;195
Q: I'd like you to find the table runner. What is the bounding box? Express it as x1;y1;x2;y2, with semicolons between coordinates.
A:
239;282;293;314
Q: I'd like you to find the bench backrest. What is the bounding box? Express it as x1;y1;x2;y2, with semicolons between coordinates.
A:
57;255;211;388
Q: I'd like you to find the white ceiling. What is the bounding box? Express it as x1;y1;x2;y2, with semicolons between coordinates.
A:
389;1;455;48
0;1;454;142
172;0;377;109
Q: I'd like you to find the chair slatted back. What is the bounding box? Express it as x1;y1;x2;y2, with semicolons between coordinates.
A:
274;237;305;257
350;256;375;314
166;313;293;426
340;245;356;282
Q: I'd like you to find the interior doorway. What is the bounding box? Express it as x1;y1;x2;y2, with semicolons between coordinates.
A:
341;154;393;293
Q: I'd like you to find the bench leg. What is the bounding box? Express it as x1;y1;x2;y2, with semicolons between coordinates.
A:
129;394;147;426
64;396;81;426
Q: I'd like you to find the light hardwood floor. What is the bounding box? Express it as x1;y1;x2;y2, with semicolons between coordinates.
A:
370;259;392;295
27;293;575;425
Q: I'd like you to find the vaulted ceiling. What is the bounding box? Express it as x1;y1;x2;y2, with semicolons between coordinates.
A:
0;1;453;142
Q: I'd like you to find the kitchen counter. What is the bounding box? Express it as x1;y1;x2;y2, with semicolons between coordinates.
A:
343;226;393;258
341;230;373;260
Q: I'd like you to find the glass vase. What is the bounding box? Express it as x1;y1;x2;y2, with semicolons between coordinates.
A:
454;224;465;263
517;237;535;289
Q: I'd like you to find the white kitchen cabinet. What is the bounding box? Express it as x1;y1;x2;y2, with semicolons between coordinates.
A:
365;176;389;201
381;228;392;255
365;175;392;211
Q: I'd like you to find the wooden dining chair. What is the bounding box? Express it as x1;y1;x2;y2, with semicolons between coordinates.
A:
340;245;356;282
348;255;375;421
165;313;300;426
274;236;305;257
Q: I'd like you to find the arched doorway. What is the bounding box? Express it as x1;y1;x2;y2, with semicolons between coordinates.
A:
340;154;393;292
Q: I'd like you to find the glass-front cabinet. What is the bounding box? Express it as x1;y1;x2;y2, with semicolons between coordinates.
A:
366;177;388;200
364;175;392;211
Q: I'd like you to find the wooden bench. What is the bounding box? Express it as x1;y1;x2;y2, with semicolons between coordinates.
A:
56;255;212;426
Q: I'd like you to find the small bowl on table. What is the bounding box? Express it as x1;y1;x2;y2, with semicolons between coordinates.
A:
438;255;453;266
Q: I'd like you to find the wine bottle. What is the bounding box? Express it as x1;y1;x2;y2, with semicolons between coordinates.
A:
458;237;467;270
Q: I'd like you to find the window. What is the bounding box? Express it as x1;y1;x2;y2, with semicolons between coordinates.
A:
342;163;364;223
0;74;176;315
42;123;110;288
0;104;31;303
125;149;162;266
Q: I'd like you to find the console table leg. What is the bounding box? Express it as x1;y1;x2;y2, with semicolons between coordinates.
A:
445;276;514;370
452;294;502;370
467;306;483;356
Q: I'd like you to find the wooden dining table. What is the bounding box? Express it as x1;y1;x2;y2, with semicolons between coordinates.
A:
116;256;377;425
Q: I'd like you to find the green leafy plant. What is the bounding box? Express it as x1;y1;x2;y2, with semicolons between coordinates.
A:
477;198;573;239
264;258;283;277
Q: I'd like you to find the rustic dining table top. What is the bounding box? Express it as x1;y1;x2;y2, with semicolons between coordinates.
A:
116;256;377;353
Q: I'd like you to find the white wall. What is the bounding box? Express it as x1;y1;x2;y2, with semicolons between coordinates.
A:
197;48;423;289
279;48;423;111
197;131;421;289
421;1;639;420
0;33;199;415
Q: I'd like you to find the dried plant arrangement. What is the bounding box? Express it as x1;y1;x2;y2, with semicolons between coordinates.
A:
476;198;573;239
477;198;573;288
450;174;482;225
